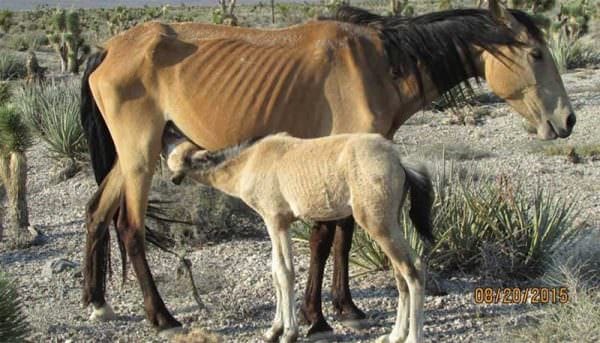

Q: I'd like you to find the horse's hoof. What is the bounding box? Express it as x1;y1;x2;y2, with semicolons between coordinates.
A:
306;319;333;337
89;303;116;321
263;326;284;342
158;326;186;339
376;335;390;343
335;305;366;322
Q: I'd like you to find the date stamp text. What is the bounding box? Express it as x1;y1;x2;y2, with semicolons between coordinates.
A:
473;287;569;305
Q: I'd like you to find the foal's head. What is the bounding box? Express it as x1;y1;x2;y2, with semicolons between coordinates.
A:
481;0;575;139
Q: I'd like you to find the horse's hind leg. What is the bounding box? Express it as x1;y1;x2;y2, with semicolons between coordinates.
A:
332;217;366;322
83;163;123;321
364;222;424;343
114;135;181;331
301;221;335;335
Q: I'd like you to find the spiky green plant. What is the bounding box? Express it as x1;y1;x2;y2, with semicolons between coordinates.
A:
0;272;29;342
12;80;86;161
0;105;32;246
0;52;27;81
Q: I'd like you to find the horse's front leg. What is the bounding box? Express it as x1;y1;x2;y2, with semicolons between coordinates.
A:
332;217;366;322
264;218;298;343
301;221;335;335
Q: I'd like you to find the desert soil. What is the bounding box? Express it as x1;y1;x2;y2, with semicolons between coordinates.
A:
1;67;599;342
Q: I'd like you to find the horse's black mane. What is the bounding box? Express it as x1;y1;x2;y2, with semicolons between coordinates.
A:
322;6;544;106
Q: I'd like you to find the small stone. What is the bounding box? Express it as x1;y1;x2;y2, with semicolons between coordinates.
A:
43;258;79;278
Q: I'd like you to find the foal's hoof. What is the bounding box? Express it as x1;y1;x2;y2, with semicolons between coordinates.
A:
263;326;284;342
89;303;116;321
280;329;299;343
158;326;187;339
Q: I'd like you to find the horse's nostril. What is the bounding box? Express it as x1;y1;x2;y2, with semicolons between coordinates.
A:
566;112;576;130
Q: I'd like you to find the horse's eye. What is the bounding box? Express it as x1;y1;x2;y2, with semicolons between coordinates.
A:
530;48;543;60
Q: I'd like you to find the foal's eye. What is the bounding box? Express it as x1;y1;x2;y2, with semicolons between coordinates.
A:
530;49;543;60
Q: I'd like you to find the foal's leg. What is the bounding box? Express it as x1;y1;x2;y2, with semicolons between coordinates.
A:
83;164;122;321
264;218;298;343
301;221;335;335
332;217;366;321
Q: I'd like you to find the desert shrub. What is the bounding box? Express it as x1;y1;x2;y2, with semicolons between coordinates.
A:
548;31;600;72
0;272;29;342
12;80;86;161
0;52;26;80
4;32;48;52
507;288;599;343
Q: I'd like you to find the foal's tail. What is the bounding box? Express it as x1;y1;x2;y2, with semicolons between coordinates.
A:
403;165;435;244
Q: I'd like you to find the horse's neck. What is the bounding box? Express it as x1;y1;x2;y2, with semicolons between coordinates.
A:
395;48;485;122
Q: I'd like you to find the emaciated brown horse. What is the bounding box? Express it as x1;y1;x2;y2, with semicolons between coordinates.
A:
80;1;575;336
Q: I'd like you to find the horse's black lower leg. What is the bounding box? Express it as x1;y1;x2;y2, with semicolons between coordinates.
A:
83;188;111;309
332;217;366;321
300;221;335;335
117;198;181;331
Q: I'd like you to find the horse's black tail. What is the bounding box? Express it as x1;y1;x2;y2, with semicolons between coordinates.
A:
403;164;435;244
81;50;115;184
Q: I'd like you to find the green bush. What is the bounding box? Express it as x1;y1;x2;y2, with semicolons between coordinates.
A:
12;80;86;161
0;52;26;80
0;272;29;342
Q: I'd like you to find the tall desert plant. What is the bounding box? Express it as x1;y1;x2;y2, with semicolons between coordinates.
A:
47;9;91;73
0;105;32;245
0;272;29;342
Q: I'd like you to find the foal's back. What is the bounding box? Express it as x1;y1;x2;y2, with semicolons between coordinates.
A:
249;134;405;221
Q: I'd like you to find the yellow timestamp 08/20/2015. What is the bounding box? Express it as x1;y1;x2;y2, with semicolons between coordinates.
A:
473;287;569;305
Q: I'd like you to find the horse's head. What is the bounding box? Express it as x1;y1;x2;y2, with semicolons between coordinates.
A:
482;0;575;140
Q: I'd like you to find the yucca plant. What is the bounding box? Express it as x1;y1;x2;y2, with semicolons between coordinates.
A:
0;105;32;246
0;272;29;342
12;80;86;161
0;52;27;81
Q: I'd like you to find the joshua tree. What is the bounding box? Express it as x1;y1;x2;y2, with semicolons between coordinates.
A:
390;0;415;16
555;0;594;40
0;105;32;246
215;0;238;26
0;10;13;33
47;9;91;74
25;52;46;84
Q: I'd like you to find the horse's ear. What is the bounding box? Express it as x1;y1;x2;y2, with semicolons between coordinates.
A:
489;0;518;28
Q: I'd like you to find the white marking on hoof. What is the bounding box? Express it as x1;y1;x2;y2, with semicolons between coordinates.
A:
340;318;370;330
158;326;186;339
263;328;282;343
89;303;116;321
375;335;390;343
